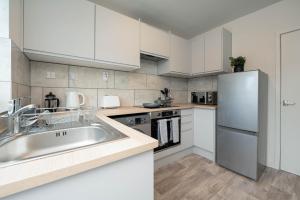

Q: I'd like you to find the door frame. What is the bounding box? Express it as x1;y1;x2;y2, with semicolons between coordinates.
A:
275;26;300;170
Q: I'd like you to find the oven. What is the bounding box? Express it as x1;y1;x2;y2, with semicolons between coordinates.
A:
151;110;181;152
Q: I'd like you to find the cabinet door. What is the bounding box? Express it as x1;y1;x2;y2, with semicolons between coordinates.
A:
194;109;215;152
95;5;140;67
170;35;190;74
204;28;222;72
24;0;95;59
191;34;205;75
140;22;170;58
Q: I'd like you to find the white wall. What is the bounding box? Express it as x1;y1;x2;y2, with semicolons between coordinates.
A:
0;0;9;38
190;0;300;168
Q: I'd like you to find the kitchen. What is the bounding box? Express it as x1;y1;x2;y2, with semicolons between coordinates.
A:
0;0;300;199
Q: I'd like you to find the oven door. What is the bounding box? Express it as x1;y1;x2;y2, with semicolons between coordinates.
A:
151;116;181;152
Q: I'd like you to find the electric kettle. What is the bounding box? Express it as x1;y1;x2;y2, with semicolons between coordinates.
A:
66;91;85;109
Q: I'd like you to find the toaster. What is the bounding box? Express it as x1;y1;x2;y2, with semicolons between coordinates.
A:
100;96;120;108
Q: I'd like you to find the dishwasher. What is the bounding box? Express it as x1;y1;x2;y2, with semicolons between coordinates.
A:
110;113;151;137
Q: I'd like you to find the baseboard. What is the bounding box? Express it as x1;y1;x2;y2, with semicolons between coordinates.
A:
154;148;193;170
193;146;215;162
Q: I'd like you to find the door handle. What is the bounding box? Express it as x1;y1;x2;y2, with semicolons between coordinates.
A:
283;100;296;106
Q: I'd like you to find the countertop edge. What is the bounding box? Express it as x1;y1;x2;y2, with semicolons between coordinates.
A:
0;113;158;198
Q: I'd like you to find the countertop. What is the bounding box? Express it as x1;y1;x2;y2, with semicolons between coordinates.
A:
0;113;158;198
99;103;217;116
0;103;215;198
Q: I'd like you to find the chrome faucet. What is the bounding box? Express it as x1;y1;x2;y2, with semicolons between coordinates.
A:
5;98;37;135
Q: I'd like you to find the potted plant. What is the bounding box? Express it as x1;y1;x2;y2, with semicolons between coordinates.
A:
229;56;246;72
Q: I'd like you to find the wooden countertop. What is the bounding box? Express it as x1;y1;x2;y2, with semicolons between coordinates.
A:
0;114;158;198
100;103;217;116
0;103;215;198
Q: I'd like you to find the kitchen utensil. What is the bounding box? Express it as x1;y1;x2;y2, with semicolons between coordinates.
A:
66;91;85;109
44;92;60;112
142;103;161;108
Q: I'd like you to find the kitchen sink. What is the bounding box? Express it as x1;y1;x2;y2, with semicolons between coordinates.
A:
0;121;127;167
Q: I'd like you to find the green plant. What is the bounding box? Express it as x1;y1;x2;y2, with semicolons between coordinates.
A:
229;56;246;68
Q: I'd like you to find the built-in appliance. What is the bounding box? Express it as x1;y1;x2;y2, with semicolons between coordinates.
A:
99;96;120;109
151;110;181;152
216;70;268;181
191;91;217;105
111;113;151;137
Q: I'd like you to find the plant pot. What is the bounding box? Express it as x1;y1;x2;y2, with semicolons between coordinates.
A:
234;65;244;72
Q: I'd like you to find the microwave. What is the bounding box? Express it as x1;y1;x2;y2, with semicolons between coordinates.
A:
191;91;217;105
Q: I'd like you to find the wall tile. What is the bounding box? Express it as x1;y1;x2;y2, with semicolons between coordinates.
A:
170;77;188;90
114;71;147;89
188;76;213;91
133;59;158;75
146;75;170;90
171;90;188;104
212;76;218;91
98;89;134;107
66;88;98;108
17;84;31;105
134;90;160;106
31;61;68;87
11;43;30;85
43;88;67;107
31;87;43;106
69;66;114;89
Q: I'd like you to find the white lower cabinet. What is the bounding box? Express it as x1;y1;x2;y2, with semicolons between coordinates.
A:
193;108;216;160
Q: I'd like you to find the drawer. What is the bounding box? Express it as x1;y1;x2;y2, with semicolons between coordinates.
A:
181;115;193;124
181;109;193;116
181;122;193;132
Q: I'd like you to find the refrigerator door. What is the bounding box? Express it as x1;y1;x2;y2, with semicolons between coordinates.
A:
217;71;259;132
216;126;258;180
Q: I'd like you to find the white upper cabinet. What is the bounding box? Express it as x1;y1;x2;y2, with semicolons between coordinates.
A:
158;34;191;76
140;22;170;58
24;0;95;59
204;27;232;73
191;34;205;75
95;5;140;68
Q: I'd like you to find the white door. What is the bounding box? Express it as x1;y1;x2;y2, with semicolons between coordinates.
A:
281;29;300;176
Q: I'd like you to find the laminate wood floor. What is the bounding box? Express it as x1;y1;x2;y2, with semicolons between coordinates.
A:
155;154;300;200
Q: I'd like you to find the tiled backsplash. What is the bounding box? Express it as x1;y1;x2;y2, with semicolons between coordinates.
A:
0;38;30;112
30;60;189;108
187;76;218;102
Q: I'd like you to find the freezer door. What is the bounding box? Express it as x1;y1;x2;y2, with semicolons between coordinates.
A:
217;71;259;132
216;126;258;180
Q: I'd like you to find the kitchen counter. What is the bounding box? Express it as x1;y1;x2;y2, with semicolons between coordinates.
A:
0;113;158;198
99;103;217;116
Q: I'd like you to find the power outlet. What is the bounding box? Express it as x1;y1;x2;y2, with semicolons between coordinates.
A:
46;72;56;79
103;71;109;81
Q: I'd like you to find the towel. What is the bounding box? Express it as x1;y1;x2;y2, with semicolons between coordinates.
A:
171;117;180;143
158;119;168;146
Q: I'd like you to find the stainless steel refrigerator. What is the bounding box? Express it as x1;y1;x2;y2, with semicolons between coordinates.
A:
216;70;268;180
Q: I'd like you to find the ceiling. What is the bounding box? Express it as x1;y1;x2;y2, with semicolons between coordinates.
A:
89;0;282;39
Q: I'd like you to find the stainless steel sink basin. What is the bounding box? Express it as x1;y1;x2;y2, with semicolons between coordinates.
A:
0;122;127;166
